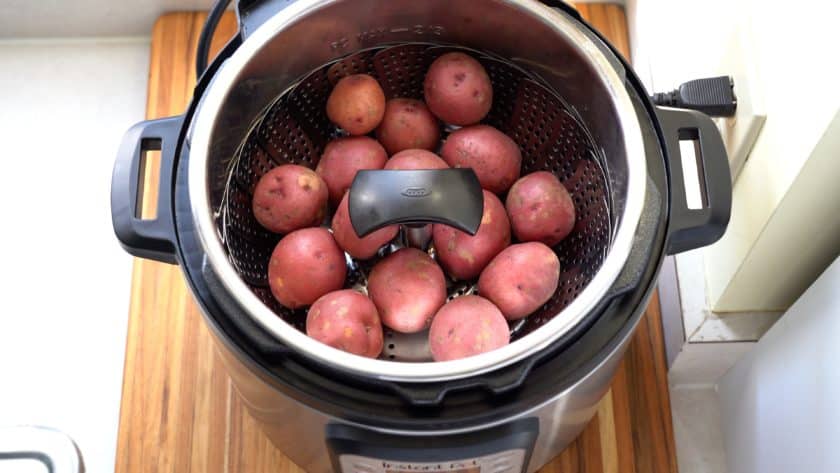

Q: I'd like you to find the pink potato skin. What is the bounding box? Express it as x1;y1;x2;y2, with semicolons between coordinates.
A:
477;242;560;320
440;125;522;194
423;52;493;126
326;74;386;135
384;149;449;170
316;136;388;205
433;190;511;280
331;191;398;259
429;295;510;361
251;165;328;234
376;99;441;155
506;171;576;246
367;248;447;333
268;228;348;309
306;290;384;358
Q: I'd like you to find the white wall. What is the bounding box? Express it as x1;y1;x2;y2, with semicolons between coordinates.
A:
628;0;840;313
718;256;840;473
0;0;212;38
0;38;149;472
703;0;840;311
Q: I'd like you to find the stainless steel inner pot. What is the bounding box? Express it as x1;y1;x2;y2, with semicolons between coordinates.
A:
188;0;646;382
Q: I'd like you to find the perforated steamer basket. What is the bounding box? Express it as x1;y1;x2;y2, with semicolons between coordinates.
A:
186;0;647;382
221;45;618;356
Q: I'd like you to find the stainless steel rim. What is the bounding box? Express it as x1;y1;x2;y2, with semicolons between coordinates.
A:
188;0;647;382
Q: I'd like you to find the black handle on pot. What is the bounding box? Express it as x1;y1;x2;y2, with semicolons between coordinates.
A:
237;0;298;40
111;116;183;265
657;107;732;254
347;169;484;237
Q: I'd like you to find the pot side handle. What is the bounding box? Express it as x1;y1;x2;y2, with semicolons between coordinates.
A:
110;116;183;265
657;107;732;254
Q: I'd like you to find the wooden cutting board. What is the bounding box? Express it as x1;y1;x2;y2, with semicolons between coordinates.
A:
116;5;677;473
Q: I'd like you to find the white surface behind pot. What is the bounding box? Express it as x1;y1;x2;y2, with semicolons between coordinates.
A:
718;256;840;473
0;38;149;473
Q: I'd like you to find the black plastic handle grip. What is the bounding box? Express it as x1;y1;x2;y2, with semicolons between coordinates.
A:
111;116;183;265
657;107;732;254
348;169;484;238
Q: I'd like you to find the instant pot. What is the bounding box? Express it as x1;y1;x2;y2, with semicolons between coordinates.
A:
111;0;732;471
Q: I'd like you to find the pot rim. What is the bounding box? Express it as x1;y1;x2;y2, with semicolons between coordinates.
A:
188;0;647;382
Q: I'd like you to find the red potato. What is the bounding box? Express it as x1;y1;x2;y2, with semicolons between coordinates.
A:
478;242;560;320
376;98;441;155
268;228;347;309
367;248;447;333
440;125;521;194
331;191;398;259
326;74;386;135
433;190;511;280
506;171;576;246
423;52;493;126
429;295;510;361
316;136;388;205
384;149;449;170
306;290;384;358
251;165;327;234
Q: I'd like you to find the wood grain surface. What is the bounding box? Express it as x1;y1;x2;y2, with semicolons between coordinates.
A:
116;5;677;473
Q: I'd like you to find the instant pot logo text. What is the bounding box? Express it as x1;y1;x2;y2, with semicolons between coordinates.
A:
381;459;480;473
330;25;445;51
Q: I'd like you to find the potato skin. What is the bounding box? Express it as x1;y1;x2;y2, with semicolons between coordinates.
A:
423;52;493;126
376;98;441;155
440;125;521;194
331;191;398;259
306;290;384;358
326;74;386;135
477;242;560;320
433;190;511;280
384;149;449;170
268;228;347;309
429;295;509;361
367;248;447;333
316;136;388;205
506;171;576;246
251;165;327;234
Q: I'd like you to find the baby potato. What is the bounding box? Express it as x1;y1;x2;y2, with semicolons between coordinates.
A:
423;52;493;126
326;74;386;135
367;248;447;333
306;289;384;358
251;164;327;234
331;191;399;260
477;242;560;320
316;136;388;205
268;228;347;309
384;149;449;170
429;295;510;361
376;98;441;155
433;190;511;280
506;171;576;246
440;125;521;194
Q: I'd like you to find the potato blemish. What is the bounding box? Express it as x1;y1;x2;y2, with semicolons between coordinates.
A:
297;172;320;191
481;209;493;225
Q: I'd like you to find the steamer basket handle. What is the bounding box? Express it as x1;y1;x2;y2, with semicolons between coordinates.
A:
348;169;484;238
